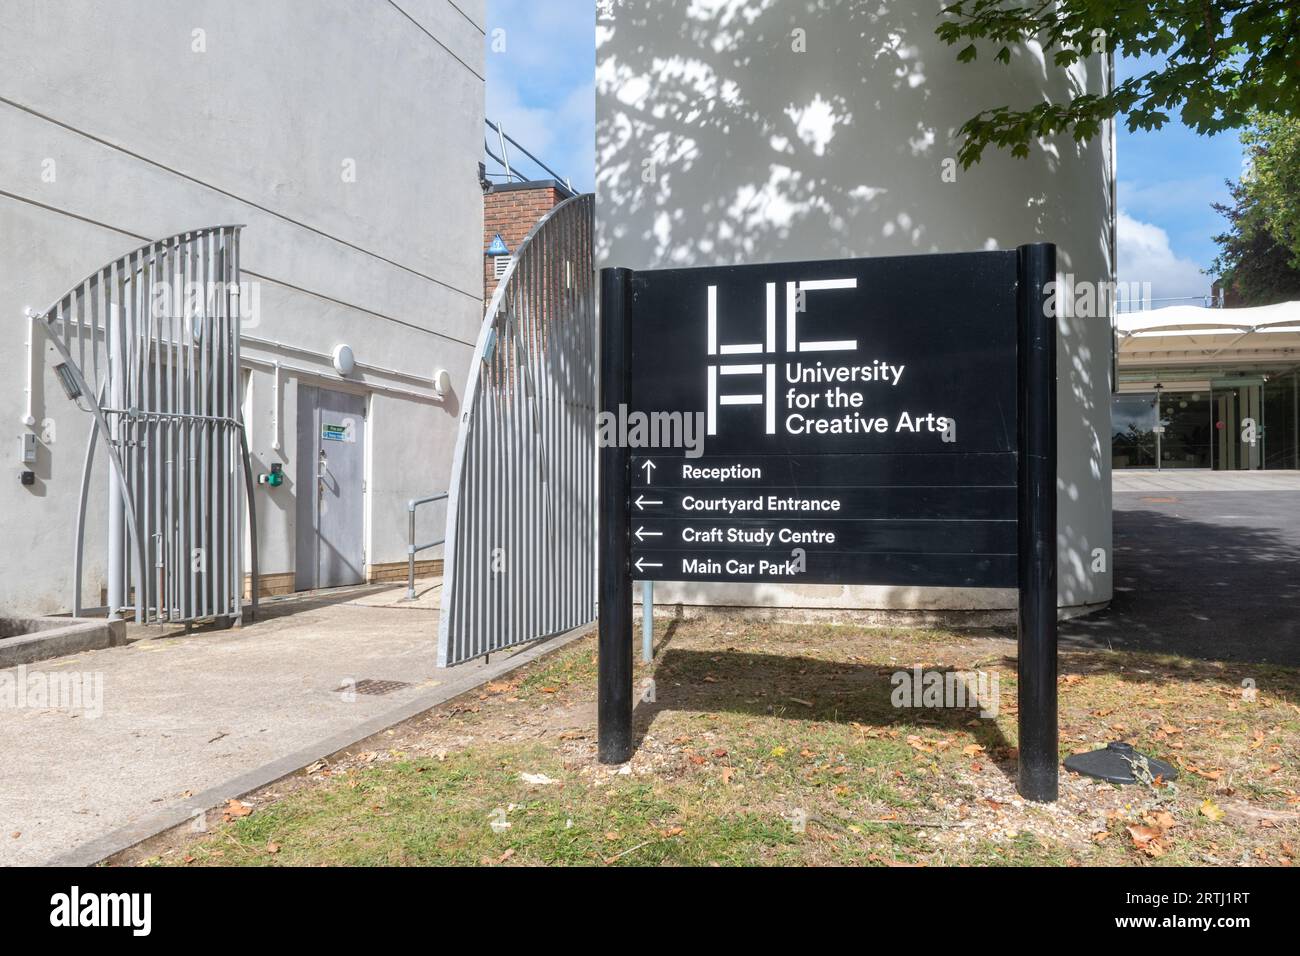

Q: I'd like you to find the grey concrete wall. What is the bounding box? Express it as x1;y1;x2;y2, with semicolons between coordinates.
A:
597;0;1114;611
0;0;485;614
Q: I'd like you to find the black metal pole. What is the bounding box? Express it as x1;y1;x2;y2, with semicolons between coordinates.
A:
598;267;634;763
1016;242;1058;802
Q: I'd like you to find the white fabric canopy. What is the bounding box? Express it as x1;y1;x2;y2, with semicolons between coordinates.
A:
1116;301;1300;368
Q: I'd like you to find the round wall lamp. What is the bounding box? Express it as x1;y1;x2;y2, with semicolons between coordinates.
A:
434;367;452;400
332;344;355;376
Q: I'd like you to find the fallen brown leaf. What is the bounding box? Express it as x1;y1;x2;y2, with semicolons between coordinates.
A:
222;799;253;822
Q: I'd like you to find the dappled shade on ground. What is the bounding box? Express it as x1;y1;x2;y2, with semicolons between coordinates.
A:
120;619;1300;867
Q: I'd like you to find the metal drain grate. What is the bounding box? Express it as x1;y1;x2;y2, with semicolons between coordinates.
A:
339;678;412;697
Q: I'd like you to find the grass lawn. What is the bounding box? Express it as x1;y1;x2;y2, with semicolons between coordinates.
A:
115;618;1300;867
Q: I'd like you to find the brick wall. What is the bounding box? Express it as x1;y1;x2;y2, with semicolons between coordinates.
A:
483;182;567;302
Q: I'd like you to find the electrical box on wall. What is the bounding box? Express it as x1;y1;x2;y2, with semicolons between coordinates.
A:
18;433;36;465
259;462;284;487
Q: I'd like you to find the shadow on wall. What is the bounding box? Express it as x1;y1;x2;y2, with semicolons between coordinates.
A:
597;0;1114;608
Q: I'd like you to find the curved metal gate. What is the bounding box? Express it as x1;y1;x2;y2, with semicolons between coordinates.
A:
438;194;596;665
36;226;258;623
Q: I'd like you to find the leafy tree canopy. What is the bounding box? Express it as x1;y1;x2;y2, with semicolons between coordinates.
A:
937;1;1300;167
1236;112;1300;264
1211;113;1300;304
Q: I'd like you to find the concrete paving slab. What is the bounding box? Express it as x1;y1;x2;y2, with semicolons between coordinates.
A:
342;579;442;610
1113;469;1300;492
0;578;584;866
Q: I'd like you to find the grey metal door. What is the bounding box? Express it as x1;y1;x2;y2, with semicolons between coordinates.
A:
296;385;366;589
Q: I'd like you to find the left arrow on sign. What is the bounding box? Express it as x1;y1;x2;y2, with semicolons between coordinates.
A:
634;556;663;573
633;494;662;511
633;526;662;542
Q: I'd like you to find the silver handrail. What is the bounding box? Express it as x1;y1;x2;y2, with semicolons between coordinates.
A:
484;118;577;196
406;493;447;600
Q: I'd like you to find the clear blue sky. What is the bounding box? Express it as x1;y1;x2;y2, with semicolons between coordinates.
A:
485;4;1244;301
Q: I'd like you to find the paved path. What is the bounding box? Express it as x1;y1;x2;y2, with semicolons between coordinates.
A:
1063;482;1300;666
0;579;580;865
1112;469;1300;492
6;472;1296;863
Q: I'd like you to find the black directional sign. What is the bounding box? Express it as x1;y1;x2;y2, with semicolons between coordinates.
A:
623;251;1020;588
598;246;1059;803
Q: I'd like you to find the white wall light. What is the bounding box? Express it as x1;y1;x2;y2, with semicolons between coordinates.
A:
434;367;452;400
332;344;355;376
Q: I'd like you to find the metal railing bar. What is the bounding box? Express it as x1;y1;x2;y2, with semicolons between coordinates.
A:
406;492;449;600
484;118;577;196
409;493;448;510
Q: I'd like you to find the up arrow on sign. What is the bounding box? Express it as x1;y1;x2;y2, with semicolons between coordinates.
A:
641;460;656;483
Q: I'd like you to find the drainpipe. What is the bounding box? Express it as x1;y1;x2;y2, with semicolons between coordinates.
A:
107;320;125;620
22;310;39;427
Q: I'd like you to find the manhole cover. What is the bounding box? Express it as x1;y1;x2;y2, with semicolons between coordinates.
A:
339;678;411;696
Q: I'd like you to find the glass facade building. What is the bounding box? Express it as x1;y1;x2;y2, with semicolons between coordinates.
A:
1114;304;1300;471
1112;371;1299;471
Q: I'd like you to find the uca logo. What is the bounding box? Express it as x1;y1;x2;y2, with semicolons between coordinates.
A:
707;277;857;435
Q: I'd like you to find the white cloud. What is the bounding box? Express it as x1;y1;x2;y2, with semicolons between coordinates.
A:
1118;175;1227;217
487;80;557;163
485;0;594;191
485;77;592;190
1117;210;1210;303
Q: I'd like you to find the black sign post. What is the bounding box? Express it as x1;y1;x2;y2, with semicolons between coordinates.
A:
1015;243;1059;802
597;267;634;764
597;245;1058;800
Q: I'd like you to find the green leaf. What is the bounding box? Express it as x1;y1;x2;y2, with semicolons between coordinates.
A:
938;0;1298;166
